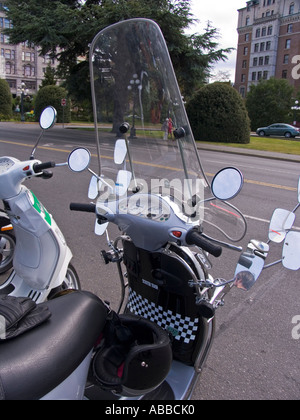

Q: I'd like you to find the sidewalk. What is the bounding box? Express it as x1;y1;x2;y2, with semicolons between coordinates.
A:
65;124;300;163
196;142;300;163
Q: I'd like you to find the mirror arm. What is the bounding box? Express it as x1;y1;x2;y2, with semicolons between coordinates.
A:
292;202;300;213
264;259;282;269
87;168;114;192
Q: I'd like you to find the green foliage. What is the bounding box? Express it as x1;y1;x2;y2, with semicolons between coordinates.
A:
0;78;12;119
5;0;232;102
186;82;251;143
40;65;57;88
246;77;294;130
35;85;70;123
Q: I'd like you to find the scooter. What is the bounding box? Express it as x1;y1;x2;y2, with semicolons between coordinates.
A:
0;106;80;302
0;209;15;274
0;19;299;401
67;19;299;400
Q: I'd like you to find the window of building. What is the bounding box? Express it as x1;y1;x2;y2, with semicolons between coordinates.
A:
257;71;262;80
266;41;271;50
259;56;264;65
289;3;295;14
239;87;246;98
287;24;293;33
244;46;248;55
253;57;258;66
242;60;247;68
260;42;265;51
23;64;35;77
285;39;291;49
283;54;289;64
256;28;260;38
252;72;256;81
241;74;246;82
262;27;267;36
263;71;268;79
267;26;273;35
282;70;288;79
246;16;250;26
265;56;270;65
254;43;259;52
245;33;250;42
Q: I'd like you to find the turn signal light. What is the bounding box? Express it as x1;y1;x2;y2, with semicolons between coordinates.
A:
171;230;182;238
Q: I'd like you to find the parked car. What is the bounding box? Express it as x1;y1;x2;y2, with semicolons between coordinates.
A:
256;123;300;138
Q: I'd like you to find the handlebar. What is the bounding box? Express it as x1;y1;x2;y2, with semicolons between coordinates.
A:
186;229;223;258
33;161;56;174
70;203;96;213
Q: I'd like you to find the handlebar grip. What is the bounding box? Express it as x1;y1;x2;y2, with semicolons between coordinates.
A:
33;161;56;173
70;203;96;213
186;229;222;258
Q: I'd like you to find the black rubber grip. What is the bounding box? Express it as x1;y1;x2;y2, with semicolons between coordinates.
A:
70;203;96;213
186;229;222;258
33;161;55;173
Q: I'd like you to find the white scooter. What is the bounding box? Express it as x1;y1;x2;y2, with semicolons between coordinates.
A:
0;106;80;302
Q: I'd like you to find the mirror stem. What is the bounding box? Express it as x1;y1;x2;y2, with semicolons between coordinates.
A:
87;168;114;192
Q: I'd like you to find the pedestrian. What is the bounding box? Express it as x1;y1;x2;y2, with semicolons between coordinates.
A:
162;118;168;140
168;117;173;140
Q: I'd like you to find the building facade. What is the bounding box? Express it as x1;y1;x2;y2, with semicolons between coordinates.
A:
234;0;300;96
0;3;59;98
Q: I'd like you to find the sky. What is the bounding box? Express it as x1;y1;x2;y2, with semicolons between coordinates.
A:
189;0;247;82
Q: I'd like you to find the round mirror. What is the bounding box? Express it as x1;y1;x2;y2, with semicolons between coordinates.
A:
39;106;57;130
68;148;91;172
211;167;243;201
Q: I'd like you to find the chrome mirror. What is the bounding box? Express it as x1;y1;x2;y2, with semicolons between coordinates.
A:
268;208;295;243
114;139;127;165
282;231;300;270
211;167;243;201
39;106;57;130
68;148;91;172
234;240;269;291
115;170;132;196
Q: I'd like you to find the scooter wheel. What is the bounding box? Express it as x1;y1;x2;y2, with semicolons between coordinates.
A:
0;230;16;275
48;264;81;299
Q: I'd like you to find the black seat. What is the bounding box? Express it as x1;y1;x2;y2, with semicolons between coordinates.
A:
0;291;108;400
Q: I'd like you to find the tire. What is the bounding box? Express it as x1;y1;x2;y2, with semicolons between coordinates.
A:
258;130;265;137
0;230;16;274
48;263;81;299
284;132;292;138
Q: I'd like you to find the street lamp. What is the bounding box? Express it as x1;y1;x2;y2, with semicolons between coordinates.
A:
291;100;300;126
127;74;141;139
20;82;29;122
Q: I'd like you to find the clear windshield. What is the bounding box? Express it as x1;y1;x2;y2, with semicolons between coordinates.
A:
90;18;246;242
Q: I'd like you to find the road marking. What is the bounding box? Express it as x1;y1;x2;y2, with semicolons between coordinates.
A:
0;139;298;192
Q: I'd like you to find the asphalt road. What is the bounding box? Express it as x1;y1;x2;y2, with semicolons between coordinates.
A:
0;123;299;400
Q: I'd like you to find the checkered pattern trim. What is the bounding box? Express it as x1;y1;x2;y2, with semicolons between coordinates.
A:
127;289;199;344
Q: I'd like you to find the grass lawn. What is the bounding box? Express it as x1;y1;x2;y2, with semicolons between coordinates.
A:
197;136;300;156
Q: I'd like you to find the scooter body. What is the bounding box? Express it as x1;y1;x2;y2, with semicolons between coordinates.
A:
0;108;79;303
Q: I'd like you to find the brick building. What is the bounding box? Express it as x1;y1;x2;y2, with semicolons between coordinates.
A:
234;0;300;97
0;3;59;98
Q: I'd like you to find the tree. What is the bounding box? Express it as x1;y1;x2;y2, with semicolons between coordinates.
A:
0;78;12;120
35;85;70;123
5;0;232;102
186;82;250;143
246;77;294;130
40;65;57;88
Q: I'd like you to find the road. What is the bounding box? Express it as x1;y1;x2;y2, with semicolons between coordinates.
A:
0;123;299;400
